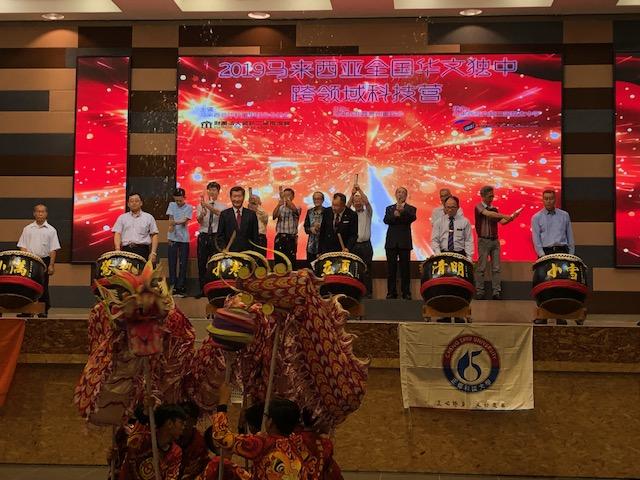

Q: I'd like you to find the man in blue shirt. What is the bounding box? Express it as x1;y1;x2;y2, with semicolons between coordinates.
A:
166;188;193;297
531;189;574;258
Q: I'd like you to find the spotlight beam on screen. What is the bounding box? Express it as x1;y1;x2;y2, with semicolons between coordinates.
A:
72;57;130;262
176;54;561;261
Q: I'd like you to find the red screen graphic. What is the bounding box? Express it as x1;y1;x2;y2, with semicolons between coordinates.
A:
616;54;640;267
177;55;562;260
72;57;130;262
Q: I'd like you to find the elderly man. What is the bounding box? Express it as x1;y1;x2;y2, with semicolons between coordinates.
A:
247;192;268;249
348;185;373;297
273;186;301;266
531;189;575;257
384;187;417;300
431;187;463;225
112;193;159;262
431;195;474;260
17;204;61;317
318;193;358;254
474;185;521;300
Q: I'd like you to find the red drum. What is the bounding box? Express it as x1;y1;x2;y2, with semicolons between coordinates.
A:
312;251;366;313
532;253;588;315
204;252;257;307
93;251;147;295
420;252;475;313
0;250;46;309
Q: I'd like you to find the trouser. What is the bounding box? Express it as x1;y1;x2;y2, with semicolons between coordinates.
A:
197;233;219;291
352;240;373;295
41;256;51;312
386;247;411;296
475;237;501;294
542;245;569;255
122;243;150;261
306;251;319;269
168;241;189;290
257;234;267;250
274;233;298;267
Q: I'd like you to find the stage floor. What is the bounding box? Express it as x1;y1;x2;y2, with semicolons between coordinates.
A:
38;298;639;327
0;465;621;480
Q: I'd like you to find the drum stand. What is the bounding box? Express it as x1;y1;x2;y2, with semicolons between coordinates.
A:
422;304;472;323
534;306;586;325
0;302;45;316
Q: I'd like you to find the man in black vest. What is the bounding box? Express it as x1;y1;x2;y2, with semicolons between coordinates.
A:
216;186;259;252
384;186;417;300
318;192;358;254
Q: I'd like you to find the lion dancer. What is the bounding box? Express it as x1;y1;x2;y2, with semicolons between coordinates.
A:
119;404;185;480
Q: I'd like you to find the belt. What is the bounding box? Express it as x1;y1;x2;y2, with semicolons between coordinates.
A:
199;231;217;235
356;240;371;244
124;243;150;247
276;233;298;237
479;236;498;240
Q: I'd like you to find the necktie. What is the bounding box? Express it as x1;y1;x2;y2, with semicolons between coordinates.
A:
334;213;340;231
236;209;242;229
447;216;455;252
207;203;214;234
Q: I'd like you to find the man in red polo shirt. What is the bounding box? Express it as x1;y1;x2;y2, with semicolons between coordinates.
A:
474;185;521;300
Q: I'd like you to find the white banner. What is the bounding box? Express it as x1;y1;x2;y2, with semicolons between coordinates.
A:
399;323;533;410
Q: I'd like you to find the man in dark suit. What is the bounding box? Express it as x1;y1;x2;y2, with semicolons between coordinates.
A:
216;186;259;252
318;193;358;254
384;186;417;300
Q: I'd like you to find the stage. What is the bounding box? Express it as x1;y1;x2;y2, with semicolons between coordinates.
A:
0;298;638;478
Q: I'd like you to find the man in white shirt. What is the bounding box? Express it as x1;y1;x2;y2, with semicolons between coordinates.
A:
431;195;474;260
347;185;373;297
196;181;227;297
112;193;159;262
17;204;61;317
248;192;268;249
430;188;463;225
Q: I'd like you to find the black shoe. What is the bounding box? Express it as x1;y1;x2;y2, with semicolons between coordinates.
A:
402;294;412;300
475;293;485;300
386;293;398;299
492;293;502;300
436;317;452;323
17;313;33;318
533;318;548;325
454;317;466;323
37;313;48;318
556;319;567;325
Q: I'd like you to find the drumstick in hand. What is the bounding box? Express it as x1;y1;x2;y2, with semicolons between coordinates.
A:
224;231;237;253
337;233;347;252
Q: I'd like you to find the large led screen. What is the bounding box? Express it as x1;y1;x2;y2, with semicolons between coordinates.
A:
177;55;562;260
72;57;130;262
616;54;640;267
